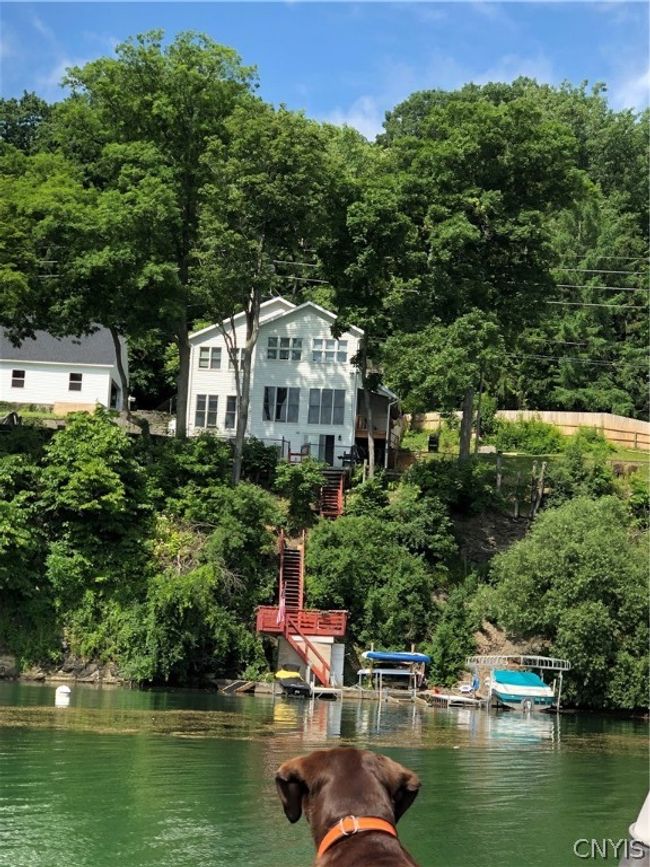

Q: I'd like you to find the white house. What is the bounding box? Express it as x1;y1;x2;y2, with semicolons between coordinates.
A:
187;297;401;467
0;327;128;413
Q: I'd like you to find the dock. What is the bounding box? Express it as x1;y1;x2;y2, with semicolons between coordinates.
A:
310;684;342;699
421;691;486;709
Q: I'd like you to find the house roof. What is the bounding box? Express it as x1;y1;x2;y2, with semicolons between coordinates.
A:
189;297;297;341
189;296;364;341
261;300;365;337
0;327;120;366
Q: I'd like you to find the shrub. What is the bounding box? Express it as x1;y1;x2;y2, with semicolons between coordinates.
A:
491;416;565;454
346;476;389;517
274;457;325;531
305;515;437;647
489;496;648;709
426;577;478;687
545;436;615;506
404;456;500;514
241;437;278;488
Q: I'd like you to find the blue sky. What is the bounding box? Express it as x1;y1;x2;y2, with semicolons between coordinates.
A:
1;2;648;139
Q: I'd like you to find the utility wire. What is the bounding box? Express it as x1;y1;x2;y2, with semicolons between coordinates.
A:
511;354;620;367
556;268;647;276
547;301;641;309
556;283;649;293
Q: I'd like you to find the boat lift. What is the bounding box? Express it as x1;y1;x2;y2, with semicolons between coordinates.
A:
466;655;571;712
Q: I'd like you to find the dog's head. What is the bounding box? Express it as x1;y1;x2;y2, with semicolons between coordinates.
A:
275;747;420;827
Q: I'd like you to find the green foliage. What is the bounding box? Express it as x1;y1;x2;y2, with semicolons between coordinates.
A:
306;515;437;647
346;476;389;517
545;435;615;506
240;437;278;488
426;578;478;687
404;456;500;514
627;471;650;529
489;496;648;709
274;458;325;532
386;483;458;565
490;417;565;454
145;433;231;506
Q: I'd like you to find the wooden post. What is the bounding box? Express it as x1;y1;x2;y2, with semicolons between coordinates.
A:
529;461;538;517
530;461;547;521
496;452;503;492
513;471;521;519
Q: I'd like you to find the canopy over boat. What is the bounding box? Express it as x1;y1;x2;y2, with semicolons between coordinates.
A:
362;651;431;664
493;670;547;687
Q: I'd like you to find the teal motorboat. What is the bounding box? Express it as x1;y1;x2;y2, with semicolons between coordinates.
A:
490;670;554;711
466;655;572;712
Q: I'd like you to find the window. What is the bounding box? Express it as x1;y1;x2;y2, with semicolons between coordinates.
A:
263;386;300;423
199;346;221;369
225;395;237;430
308;389;345;425
228;348;244;370
69;373;83;392
11;370;25;388
195;394;218;428
267;336;302;361
312;338;348;363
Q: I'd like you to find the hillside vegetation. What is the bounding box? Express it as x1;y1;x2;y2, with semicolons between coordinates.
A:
0;411;646;709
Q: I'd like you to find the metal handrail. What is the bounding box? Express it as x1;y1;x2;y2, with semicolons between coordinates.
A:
466;655;571;672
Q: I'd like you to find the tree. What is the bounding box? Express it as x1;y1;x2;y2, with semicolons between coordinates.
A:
0;91;52;153
43;31;256;435
195;100;330;481
317;128;419;476
378;85;583;456
489;496;648;709
384;311;505;458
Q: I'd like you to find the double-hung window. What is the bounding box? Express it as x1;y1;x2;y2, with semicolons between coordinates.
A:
69;373;83;392
224;395;237;430
308;389;345;425
199;347;222;369
263;386;300;423
267;336;302;361
228;348;244;370
11;369;25;388
195;394;218;428
312;338;348;363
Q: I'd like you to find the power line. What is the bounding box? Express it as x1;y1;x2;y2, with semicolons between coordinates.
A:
556;268;647;276
547;300;643;309
510;353;620;367
556;255;649;261
556;283;649;293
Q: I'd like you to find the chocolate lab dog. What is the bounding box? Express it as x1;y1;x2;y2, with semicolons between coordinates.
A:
275;747;420;866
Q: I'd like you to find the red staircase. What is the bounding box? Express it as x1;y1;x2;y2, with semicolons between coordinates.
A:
279;530;304;610
319;469;345;518
256;530;347;687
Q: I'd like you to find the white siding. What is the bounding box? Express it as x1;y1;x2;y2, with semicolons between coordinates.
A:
0;361;113;407
250;309;359;462
187;302;362;465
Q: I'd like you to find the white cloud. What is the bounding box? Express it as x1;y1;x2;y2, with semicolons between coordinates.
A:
323;95;385;140
608;64;650;110
36;56;90;101
320;51;556;139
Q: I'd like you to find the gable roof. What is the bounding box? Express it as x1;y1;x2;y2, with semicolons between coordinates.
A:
260;300;364;336
0;327;119;366
189;297;297;341
189;296;363;341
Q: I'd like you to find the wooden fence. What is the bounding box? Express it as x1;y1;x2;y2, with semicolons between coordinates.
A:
408;410;650;452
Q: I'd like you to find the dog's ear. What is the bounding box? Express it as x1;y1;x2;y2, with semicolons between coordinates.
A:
375;754;421;822
275;756;309;823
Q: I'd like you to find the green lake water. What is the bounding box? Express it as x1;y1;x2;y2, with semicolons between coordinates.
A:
0;682;646;867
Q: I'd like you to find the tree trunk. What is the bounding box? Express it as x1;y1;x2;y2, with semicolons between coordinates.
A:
458;386;474;461
175;325;191;438
108;326;130;417
474;370;484;454
232;288;261;484
362;382;375;478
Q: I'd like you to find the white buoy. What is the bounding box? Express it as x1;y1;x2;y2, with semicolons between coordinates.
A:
55;685;71;707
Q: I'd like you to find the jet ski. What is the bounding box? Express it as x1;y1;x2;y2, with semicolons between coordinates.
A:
275;665;311;698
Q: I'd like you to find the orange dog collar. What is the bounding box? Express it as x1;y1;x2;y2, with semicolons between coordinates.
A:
317;815;397;858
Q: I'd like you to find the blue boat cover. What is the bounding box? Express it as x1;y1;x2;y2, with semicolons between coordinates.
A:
362;651;431;664
494;670;546;687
